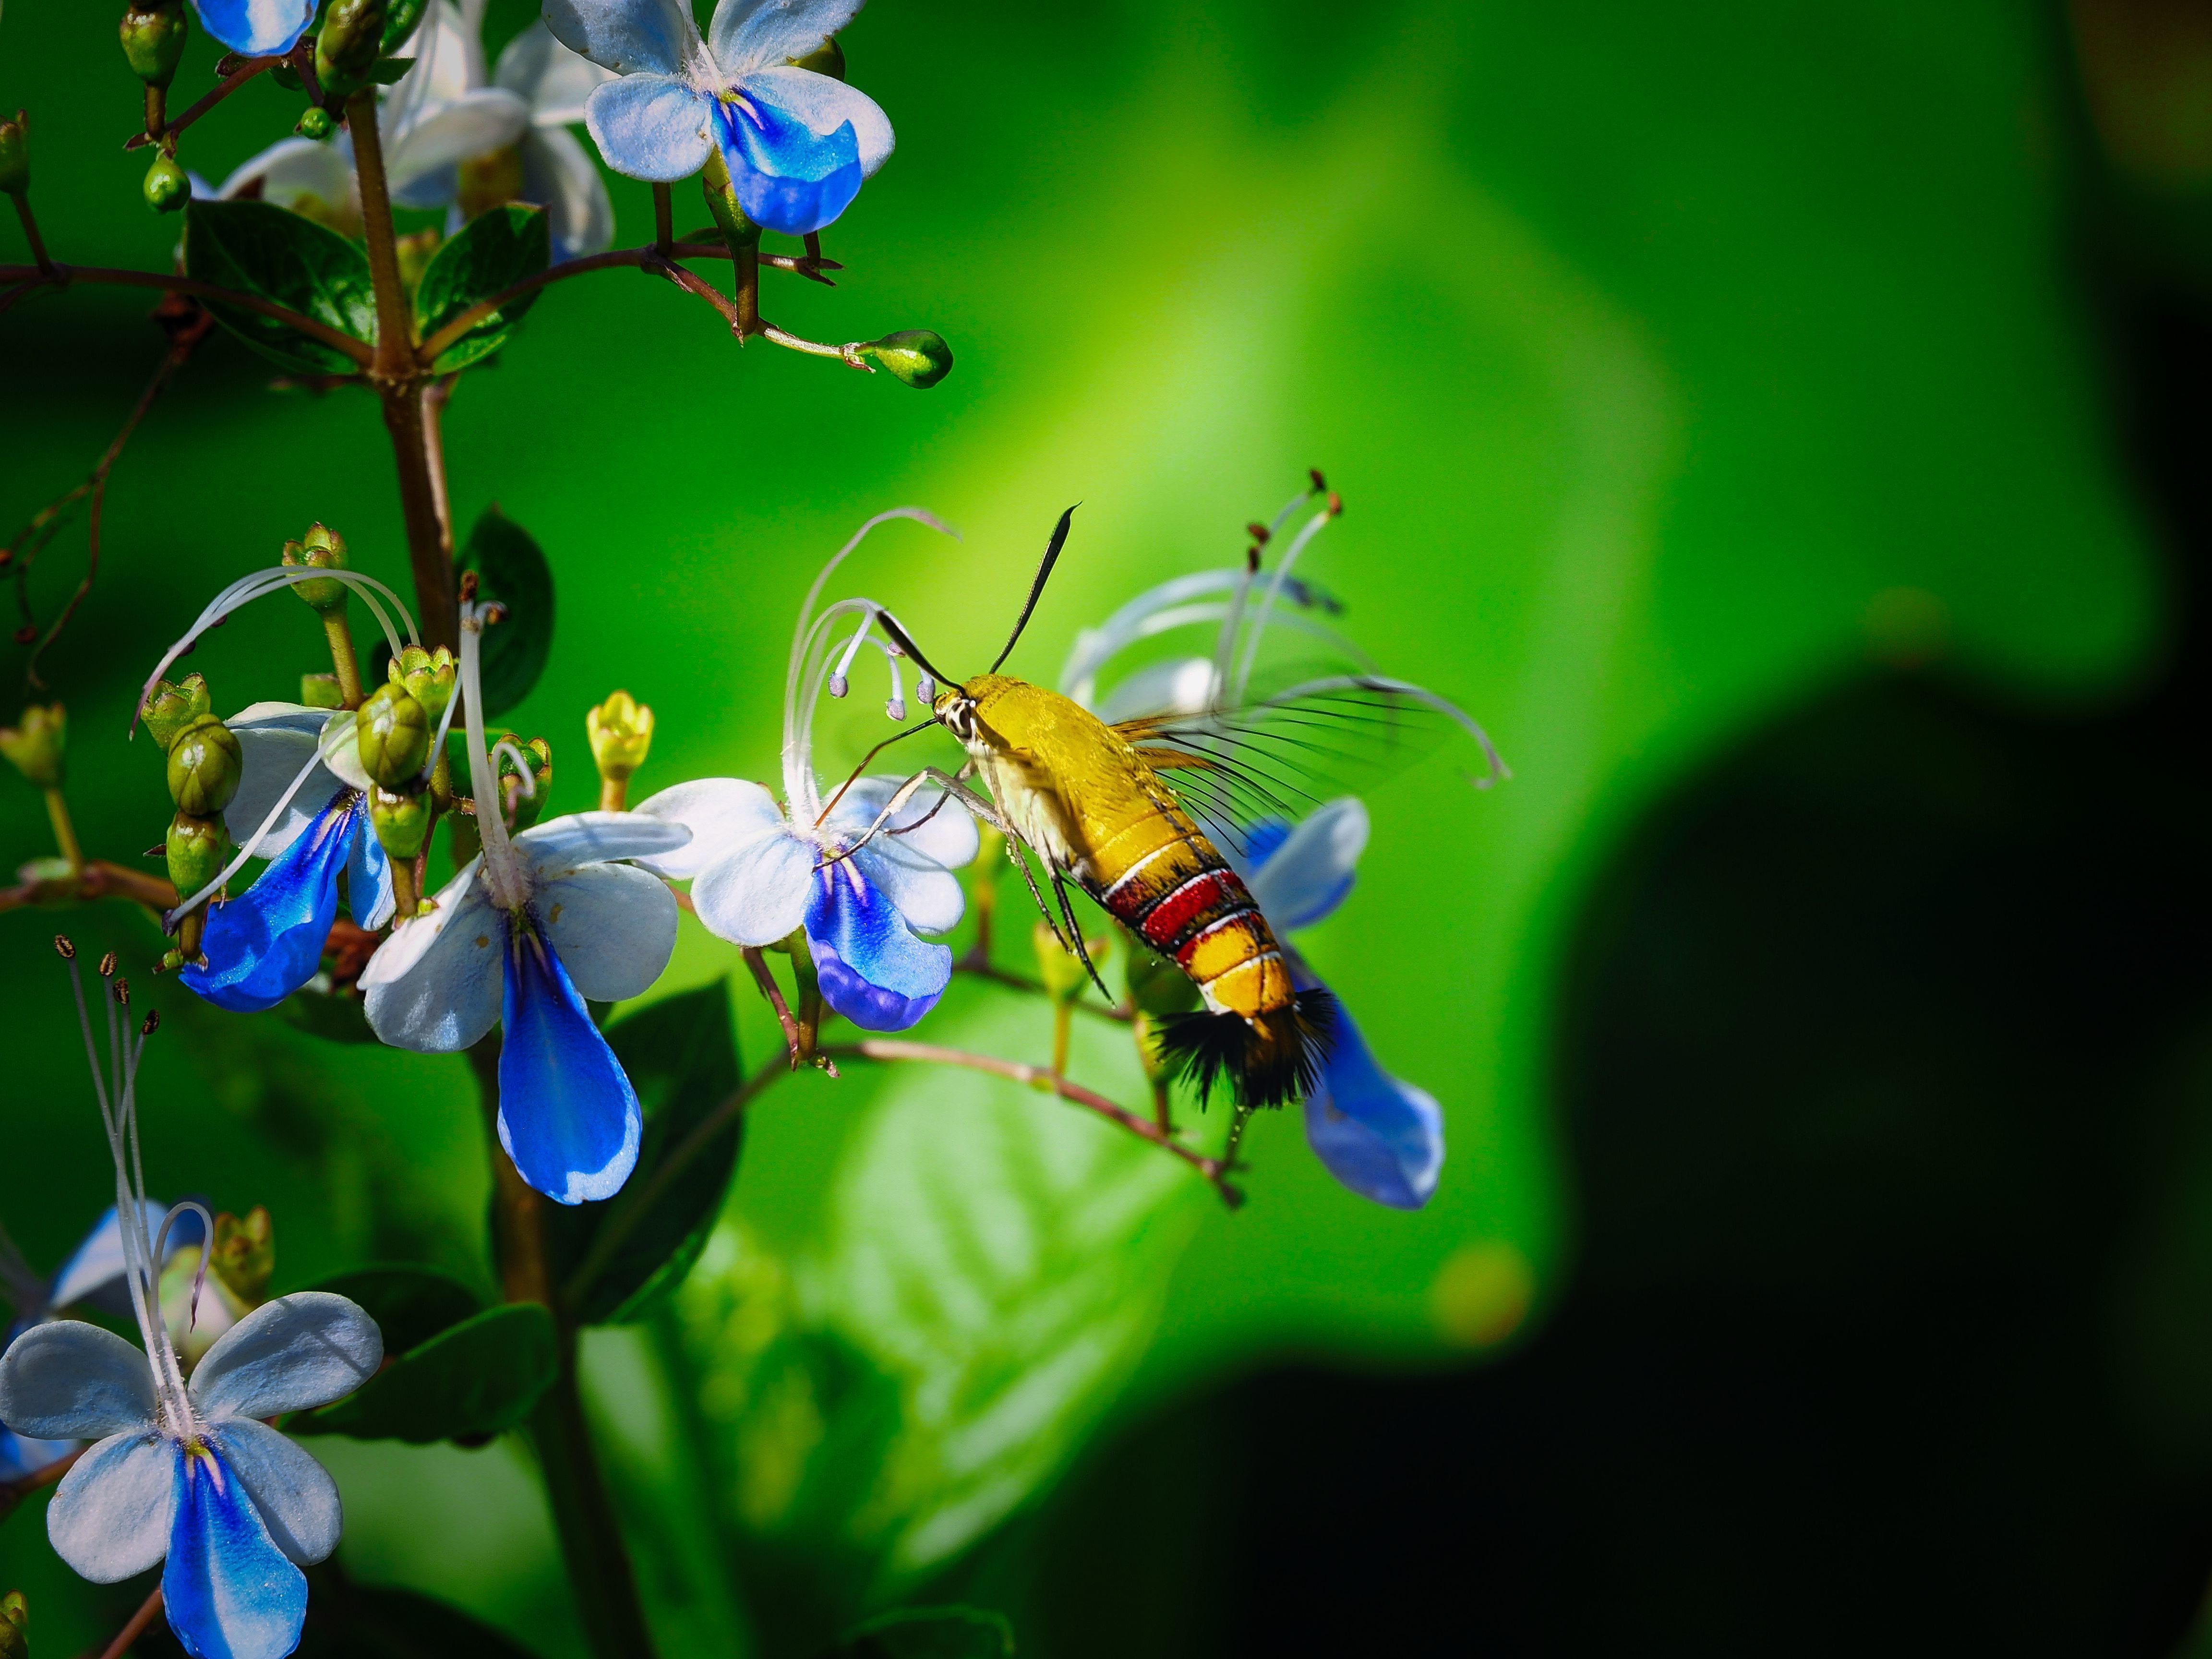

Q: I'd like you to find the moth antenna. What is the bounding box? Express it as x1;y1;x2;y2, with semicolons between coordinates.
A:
989;505;1078;674
873;610;961;691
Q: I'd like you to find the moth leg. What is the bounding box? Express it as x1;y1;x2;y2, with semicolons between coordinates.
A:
1049;868;1114;1001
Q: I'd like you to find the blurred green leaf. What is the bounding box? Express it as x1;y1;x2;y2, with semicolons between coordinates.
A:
832;1606;1014;1659
413;204;549;373
183;199;375;375
550;981;743;1325
368;55;413;84
273;989;379;1044
456;505;553;719
295;1303;554;1443
299;1578;541;1657
304;1265;483;1355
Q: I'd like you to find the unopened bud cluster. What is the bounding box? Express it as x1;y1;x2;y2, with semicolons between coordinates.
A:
586;689;653;808
143;673;238;957
283;522;350;613
119;0;189;89
0;704;66;789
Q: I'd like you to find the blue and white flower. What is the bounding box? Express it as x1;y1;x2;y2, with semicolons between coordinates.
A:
140;566;420;1014
192;0;316;57
360;598;689;1204
0;956;380;1659
544;0;893;236
0;1204;207;1483
1232;800;1444;1209
634;510;976;1032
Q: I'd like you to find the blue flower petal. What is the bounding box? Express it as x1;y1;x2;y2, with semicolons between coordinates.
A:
1301;991;1443;1210
498;921;643;1205
48;1201;203;1318
190;0;314;56
1242;817;1293;869
182;792;361;1014
712;90;861;235
804;857;950;1032
163;1441;309;1659
345;799;395;930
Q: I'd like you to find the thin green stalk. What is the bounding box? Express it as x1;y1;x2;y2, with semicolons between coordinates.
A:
44;786;82;874
323;610;363;707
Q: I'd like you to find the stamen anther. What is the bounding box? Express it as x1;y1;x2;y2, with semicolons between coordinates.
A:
1309;467;1327;493
142;1010;160;1036
54;934;75;959
99;950;118;977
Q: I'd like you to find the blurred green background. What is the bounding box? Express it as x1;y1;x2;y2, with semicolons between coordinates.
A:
7;0;2212;1652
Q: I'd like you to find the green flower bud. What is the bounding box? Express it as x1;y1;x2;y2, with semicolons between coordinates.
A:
315;0;390;97
119;0;190;89
585;690;653;786
370;783;430;862
1034;919;1110;1004
208;1206;274;1304
499;736;553;834
380;0;429;52
356;681;429;787
283;523;349;612
166;810;228;899
141;673;213;751
301;672;345;709
0;703;66;789
143;150;189;214
166;716;241;816
391;644;455;725
1125;935;1200;1019
0;112;26;199
296;105;337;141
859;330;952;389
0;1589;25;1659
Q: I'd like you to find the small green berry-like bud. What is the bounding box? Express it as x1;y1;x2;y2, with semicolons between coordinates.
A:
391;644;456;726
1033;919;1111;1004
0;112;27;198
119;0;190;89
859;330;953;389
356;681;429;787
370;784;431;862
300;673;345;709
1125;935;1200;1019
296;105;337;141
143;150;189;214
315;0;390;96
166;716;241;816
283;523;349;612
586;690;654;785
208;1207;274;1304
0;1588;26;1659
496;735;553;834
166;810;228;899
141;674;213;751
0;703;66;789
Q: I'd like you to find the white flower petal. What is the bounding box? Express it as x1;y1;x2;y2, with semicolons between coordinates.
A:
517;810;692;879
522;126;616;259
736;64;892;176
191;1293;383;1422
631;778;784;878
48;1430;172;1583
690;826;815;946
497;17;619;124
1246;797;1368;931
853;843;964;936
708;0;860;76
223;704;342;858
218;136;356;208
829;774;979;871
582;73;713;182
393;0;483;110
385;88;531;195
538;862;678;1003
544;0;702;76
205;1418;341;1565
360;861;506;1053
0;1320;157;1440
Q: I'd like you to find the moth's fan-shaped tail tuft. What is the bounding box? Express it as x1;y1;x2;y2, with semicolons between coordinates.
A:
1156;987;1336;1109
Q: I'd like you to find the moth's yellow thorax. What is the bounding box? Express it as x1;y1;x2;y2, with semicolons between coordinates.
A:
942;675;1178;879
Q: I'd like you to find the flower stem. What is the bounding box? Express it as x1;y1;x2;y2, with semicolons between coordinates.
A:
1051;1000;1072;1079
143;84;167;142
323;610;363;707
97;1584;163;1659
9;193;53;277
467;1037;658;1659
43;785;82;873
349;89;457;650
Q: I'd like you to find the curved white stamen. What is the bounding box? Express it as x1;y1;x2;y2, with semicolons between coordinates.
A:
153;1201;217;1334
136;567;418;736
1233;505;1336;706
786;596;894;818
1063;593;1372;711
883;649;906;720
460;600;529;910
164;713;359;930
491;738;539;798
423;681;461;784
831;619;874;685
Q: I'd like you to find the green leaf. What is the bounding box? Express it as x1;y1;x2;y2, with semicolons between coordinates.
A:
297;1581;541;1657
303;1265;483;1356
183;199;375;375
549;981;744;1325
833;1608;1015;1659
294;1303;554;1443
273;988;379;1044
412;204;550;373
368;55;413;83
455;505;553;718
